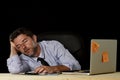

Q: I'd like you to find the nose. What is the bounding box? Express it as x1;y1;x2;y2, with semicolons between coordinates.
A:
22;45;28;52
21;44;26;49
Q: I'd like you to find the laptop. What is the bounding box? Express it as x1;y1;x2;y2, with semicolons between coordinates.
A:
62;39;117;75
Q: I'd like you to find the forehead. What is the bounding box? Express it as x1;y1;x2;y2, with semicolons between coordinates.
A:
13;34;30;44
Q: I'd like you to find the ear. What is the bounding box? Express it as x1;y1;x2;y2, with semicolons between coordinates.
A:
32;35;37;42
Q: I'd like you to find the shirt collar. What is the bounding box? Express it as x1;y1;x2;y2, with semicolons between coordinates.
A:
38;42;45;59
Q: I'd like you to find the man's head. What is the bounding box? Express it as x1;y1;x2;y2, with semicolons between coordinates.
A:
10;27;34;42
9;27;39;57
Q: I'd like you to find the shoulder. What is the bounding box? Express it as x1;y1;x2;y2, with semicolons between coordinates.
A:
39;40;65;49
40;40;63;46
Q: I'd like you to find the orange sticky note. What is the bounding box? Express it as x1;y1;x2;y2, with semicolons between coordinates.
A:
91;41;100;53
102;51;109;63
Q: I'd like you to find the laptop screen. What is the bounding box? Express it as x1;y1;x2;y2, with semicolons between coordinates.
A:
89;39;117;75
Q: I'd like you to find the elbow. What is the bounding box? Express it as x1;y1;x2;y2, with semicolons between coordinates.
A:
72;63;81;70
8;67;22;74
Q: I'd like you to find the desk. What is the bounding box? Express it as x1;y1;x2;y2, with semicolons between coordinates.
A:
0;72;120;80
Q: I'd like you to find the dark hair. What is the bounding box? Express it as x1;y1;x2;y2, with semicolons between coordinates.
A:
9;27;34;42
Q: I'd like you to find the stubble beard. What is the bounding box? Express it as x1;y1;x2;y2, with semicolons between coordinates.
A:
25;41;38;57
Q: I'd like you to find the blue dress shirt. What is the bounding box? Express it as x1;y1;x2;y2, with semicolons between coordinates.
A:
7;40;81;73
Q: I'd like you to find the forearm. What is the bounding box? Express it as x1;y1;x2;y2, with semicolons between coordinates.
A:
10;50;17;57
52;65;70;72
7;55;29;73
34;65;70;74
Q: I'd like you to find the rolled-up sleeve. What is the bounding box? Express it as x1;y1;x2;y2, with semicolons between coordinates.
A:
7;55;29;73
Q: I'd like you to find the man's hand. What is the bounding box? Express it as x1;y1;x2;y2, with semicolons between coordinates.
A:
10;41;18;57
34;66;55;74
34;65;70;74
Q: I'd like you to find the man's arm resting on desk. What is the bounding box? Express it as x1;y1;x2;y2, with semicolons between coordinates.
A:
34;65;70;73
7;55;29;74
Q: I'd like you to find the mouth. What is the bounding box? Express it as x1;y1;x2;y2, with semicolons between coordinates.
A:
24;49;35;57
24;48;30;53
24;49;33;56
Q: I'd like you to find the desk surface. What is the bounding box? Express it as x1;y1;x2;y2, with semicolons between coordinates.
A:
0;72;120;80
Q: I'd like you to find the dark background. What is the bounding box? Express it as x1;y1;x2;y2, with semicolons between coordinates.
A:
0;7;119;72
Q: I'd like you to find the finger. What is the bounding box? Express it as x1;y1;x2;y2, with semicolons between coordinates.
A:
10;41;16;47
35;67;44;73
34;67;40;73
42;70;47;73
38;67;45;73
